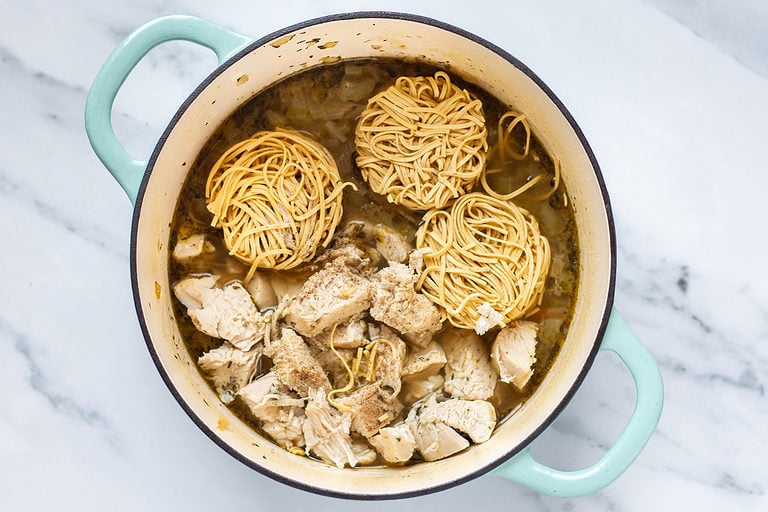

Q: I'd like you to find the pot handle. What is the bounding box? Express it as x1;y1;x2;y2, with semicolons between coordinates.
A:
492;309;663;497
85;15;252;204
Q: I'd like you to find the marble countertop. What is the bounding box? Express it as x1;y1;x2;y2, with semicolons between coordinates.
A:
1;0;766;510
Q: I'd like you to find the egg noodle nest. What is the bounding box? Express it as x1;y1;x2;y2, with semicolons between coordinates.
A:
415;192;551;330
354;71;488;211
206;128;354;281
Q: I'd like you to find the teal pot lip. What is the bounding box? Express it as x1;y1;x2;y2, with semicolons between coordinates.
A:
129;11;616;500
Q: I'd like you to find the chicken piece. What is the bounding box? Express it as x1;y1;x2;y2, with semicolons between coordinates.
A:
330;221;412;266
312;238;380;277
267;328;331;397
172;233;215;261
261;412;306;451
403;331;436;348
173;275;219;309
284;258;373;337
174;276;268;351
407;248;428;275
238;372;306;450
268;272;306;302
402;342;447;382
418;395;497;443
311;318;369;349
368;422;417;463
474;302;506;336
369;262;442;347
374;224;412;263
440;329;498;400
244;271;278;309
401;375;444;405
198;342;261;401
371;396;479;462
303;388;362;468
351;441;378;466
333;220;371;244
491;321;539;391
367;324;407;398
411;420;469;462
334;383;404;438
238;371;280;409
310;345;357;390
331;223;382;265
237;373;302;422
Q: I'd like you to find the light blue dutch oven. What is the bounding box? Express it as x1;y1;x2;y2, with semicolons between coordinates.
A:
85;12;663;499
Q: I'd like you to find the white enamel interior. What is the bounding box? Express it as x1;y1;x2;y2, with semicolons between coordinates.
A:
133;15;613;498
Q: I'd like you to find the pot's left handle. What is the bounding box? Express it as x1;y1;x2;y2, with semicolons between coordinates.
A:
85;15;252;204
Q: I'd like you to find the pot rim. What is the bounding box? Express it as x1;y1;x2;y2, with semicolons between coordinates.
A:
129;10;616;500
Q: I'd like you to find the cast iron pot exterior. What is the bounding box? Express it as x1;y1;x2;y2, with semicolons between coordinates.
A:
86;12;663;499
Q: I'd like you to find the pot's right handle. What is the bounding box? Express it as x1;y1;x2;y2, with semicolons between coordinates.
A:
85;15;252;204
492;310;663;497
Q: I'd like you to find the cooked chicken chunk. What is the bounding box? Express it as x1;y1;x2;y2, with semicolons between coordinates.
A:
474;302;506;336
407;248;427;275
367;324;407;398
198;342;261;401
312;238;380;277
172;233;214;261
401;375;444;404
330;220;412;265
237;373;301;421
267;328;331;397
174;276;268;351
491;321;539;390
268;272;306;302
368;422;417;463
402;342;447;382
303;388;362;469
244;271;278;309
284;259;373;337
441;329;498;400
369;262;442;347
311;318;369;349
374;224;412;263
371;396;481;463
418;395;496;443
262;413;306;451
351;442;378;466
335;383;404;438
411;420;469;462
238;372;278;415
238;372;306;450
310;345;357;390
173;275;219;310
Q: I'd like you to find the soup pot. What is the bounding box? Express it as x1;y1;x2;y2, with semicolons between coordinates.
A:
85;12;663;499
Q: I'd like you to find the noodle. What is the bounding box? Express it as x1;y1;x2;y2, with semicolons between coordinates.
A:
354;71;488;210
326;325;355;412
481;111;561;201
415;192;551;330
327;327;400;412
206;129;354;281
